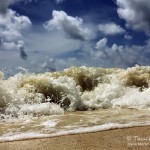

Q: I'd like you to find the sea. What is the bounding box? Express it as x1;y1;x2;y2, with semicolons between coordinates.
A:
1;65;150;142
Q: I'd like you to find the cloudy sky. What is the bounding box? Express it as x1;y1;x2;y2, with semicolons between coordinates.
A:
0;0;150;76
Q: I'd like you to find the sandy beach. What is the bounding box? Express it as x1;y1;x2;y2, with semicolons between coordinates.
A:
0;126;150;150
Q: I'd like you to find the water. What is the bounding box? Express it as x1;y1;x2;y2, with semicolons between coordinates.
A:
1;65;150;142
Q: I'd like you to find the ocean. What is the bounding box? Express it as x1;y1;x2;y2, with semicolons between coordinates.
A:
1;65;150;142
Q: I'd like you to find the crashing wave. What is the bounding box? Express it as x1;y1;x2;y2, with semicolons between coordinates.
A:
1;65;150;117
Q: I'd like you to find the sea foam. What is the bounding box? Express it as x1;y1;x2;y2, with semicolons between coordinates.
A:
1;121;150;142
1;65;150;117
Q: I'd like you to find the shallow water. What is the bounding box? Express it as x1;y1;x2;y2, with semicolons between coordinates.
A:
1;108;150;142
1;66;150;142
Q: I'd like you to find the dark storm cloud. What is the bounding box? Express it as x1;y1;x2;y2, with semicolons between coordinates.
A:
17;41;27;60
0;0;34;15
0;0;10;14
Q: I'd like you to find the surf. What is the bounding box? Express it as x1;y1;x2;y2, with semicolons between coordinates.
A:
1;65;150;142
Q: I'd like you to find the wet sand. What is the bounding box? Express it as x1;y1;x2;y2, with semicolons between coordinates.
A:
0;126;150;150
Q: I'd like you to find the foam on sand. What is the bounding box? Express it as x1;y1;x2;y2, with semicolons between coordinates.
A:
0;121;150;142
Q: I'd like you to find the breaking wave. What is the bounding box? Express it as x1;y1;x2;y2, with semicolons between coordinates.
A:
1;65;150;118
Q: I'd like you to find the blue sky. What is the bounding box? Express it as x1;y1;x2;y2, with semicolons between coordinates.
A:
0;0;150;76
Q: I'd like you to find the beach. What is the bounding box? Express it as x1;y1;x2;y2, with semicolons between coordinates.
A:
1;66;150;149
0;126;150;150
1;0;150;148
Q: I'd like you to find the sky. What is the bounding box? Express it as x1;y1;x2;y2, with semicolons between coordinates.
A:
0;0;150;76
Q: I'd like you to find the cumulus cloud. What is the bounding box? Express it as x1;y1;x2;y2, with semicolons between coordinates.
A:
98;22;125;35
92;37;149;67
37;36;150;71
0;1;31;60
116;0;150;35
44;10;94;41
39;39;150;71
0;11;31;42
95;38;107;49
0;0;34;55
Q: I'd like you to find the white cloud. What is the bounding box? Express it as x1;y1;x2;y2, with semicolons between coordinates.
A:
0;40;28;60
0;3;31;60
44;10;94;41
95;38;107;49
0;9;31;41
124;34;132;40
98;22;125;35
2;42;17;50
1;29;22;41
93;37;150;67
38;38;150;71
116;0;150;35
0;9;31;52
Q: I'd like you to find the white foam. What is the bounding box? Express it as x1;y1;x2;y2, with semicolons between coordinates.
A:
1;66;150;117
41;119;59;127
0;132;50;142
19;103;64;116
50;121;150;137
1;121;150;142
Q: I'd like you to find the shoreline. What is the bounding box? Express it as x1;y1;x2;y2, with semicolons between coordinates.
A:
1;126;150;150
